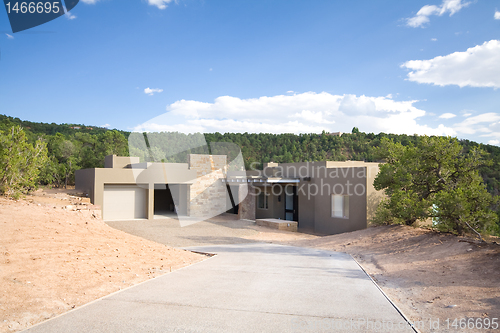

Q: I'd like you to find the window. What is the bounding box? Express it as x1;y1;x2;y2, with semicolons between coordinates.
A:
258;190;268;209
331;195;349;219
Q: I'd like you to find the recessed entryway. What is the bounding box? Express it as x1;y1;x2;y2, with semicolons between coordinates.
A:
154;184;177;219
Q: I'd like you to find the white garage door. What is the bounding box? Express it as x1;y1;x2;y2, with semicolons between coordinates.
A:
103;185;147;221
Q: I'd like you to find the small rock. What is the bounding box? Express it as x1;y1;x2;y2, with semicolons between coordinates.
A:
446;304;457;308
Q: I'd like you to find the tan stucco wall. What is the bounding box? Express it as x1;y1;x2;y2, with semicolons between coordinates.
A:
75;168;96;203
297;182;315;231
325;161;382;223
262;161;383;223
311;166;367;235
77;154;233;221
75;162;196;220
104;155;141;169
255;161;383;234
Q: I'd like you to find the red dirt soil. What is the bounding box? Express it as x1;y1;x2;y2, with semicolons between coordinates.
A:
0;194;204;332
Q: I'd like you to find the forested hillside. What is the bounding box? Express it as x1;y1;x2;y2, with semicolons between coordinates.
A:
204;131;500;196
1;115;499;196
0;115;129;188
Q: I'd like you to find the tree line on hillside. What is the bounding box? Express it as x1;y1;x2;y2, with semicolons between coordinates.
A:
1;115;499;194
203;131;500;196
0;115;128;188
0;115;499;236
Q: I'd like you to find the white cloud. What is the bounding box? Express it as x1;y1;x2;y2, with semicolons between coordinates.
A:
5;33;14;39
406;0;470;28
144;87;163;96
401;40;500;88
101;124;110;128
431;38;438;41
147;0;174;10
439;113;456;119
132;92;456;138
452;113;500;135
495;11;500;20
290;110;335;124
81;0;178;9
489;140;500;145
63;6;77;19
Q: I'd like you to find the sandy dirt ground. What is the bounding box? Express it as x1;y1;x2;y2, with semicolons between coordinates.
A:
0;189;204;332
285;225;500;333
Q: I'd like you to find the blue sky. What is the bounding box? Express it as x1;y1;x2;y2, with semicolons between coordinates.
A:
1;0;499;145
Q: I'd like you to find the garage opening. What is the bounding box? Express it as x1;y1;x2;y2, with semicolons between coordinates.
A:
154;184;177;219
103;185;147;221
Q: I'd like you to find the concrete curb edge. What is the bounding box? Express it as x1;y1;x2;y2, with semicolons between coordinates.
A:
349;254;421;333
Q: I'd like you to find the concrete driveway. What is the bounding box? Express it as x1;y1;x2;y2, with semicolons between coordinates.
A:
105;214;263;248
24;243;415;333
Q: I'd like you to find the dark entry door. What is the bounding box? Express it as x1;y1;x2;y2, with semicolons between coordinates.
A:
284;185;298;221
226;185;239;214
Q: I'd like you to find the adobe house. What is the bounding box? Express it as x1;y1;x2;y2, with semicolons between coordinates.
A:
75;154;231;221
76;155;382;235
225;161;382;235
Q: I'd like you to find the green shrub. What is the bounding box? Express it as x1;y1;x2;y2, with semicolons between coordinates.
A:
0;126;48;198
